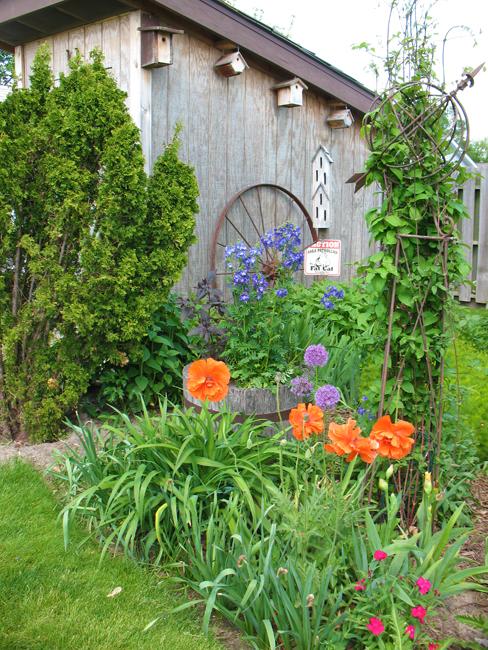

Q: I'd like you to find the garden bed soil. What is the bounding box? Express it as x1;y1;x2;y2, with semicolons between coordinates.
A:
431;474;488;648
0;430;82;469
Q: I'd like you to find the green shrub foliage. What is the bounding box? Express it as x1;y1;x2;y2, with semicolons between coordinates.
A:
0;47;198;441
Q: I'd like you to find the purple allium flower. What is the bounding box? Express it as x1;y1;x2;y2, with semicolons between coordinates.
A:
358;407;366;416
239;292;250;303
276;288;288;298
315;384;340;410
290;375;313;397
304;344;329;367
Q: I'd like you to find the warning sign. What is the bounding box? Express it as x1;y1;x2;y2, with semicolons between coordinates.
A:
304;240;341;276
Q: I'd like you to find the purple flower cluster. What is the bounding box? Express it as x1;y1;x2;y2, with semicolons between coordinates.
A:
225;243;260;271
321;285;345;310
304;344;329;367
260;224;303;271
357;396;375;420
251;273;269;300
290;375;313;397
224;224;303;302
315;384;341;410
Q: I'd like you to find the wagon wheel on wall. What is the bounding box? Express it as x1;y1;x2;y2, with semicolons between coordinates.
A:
210;183;317;292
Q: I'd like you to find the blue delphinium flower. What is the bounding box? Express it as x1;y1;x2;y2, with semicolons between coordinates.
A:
239;292;250;303
358;406;366;416
321;285;345;310
226;224;303;301
321;298;335;310
233;270;249;285
251;273;268;300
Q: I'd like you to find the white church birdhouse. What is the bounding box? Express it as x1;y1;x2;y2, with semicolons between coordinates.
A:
215;51;249;77
139;24;184;68
272;77;308;107
312;145;333;228
327;103;354;129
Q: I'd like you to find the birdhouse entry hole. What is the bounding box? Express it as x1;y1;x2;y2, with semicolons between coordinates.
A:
320;157;323;168
320;193;323;205
315;170;318;182
324;172;327;184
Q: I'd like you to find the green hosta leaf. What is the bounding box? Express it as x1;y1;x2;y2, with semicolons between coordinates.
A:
135;375;149;392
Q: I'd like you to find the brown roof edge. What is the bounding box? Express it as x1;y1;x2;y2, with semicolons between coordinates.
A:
0;40;14;52
0;0;65;24
148;0;375;113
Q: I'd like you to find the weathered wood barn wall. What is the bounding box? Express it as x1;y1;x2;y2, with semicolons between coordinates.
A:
458;163;488;305
11;6;378;293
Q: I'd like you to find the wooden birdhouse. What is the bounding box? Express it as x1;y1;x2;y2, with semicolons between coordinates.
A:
312;145;333;228
139;24;184;68
327;103;354;128
272;77;308;107
214;51;248;77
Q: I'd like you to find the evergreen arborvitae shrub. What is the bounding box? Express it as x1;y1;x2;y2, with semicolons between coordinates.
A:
0;47;198;441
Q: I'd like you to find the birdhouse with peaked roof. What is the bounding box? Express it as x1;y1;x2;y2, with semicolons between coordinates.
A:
214;50;249;77
2;0;380;289
327;103;354;128
139;16;184;68
272;77;308;107
312;146;333;228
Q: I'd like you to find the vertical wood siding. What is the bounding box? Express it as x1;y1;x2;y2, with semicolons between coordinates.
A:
13;12;147;154
458;164;488;305
150;32;376;293
14;11;377;294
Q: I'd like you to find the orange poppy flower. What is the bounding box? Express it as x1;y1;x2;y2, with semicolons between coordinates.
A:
352;436;379;464
289;403;324;440
187;358;230;402
324;418;362;460
370;415;415;460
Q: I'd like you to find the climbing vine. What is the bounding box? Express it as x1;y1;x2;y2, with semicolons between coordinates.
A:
358;1;472;493
0;47;199;441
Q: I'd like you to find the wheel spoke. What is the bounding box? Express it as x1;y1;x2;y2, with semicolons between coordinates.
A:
238;196;262;241
212;184;316;282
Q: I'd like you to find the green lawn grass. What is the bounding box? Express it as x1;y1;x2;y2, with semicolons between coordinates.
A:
447;306;488;460
0;461;225;650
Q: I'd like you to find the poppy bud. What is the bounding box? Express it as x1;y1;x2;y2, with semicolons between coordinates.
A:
386;464;394;479
424;472;432;494
379;478;388;492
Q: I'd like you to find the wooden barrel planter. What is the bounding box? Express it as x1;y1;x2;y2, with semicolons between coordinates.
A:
182;364;297;427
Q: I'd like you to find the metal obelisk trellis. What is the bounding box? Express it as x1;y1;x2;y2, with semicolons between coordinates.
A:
350;65;483;520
